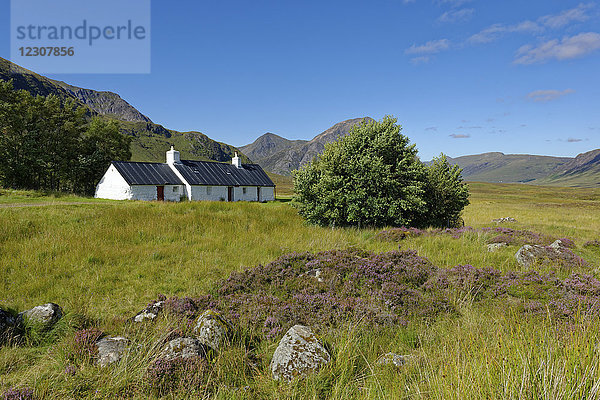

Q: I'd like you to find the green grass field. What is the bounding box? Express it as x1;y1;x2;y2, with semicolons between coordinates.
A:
1;182;600;399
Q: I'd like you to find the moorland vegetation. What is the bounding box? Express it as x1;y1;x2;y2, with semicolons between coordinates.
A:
1;183;600;399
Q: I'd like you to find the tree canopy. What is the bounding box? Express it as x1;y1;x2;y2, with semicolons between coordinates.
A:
0;80;131;194
292;116;469;228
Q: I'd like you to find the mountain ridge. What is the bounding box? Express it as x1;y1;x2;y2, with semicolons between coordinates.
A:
0;57;246;164
241;117;375;175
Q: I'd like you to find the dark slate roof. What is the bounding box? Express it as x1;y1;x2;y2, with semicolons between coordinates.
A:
174;160;275;187
112;161;184;185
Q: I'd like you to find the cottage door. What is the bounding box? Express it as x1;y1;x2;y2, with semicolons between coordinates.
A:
227;187;233;202
257;187;261;202
157;186;165;201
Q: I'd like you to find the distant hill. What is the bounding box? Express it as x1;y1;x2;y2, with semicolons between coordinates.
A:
241;117;374;175
533;149;600;187
445;152;571;183
0;57;246;164
445;150;600;187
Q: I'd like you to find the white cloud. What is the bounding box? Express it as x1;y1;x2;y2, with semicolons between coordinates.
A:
425;126;438;131
405;39;451;54
469;4;594;44
567;137;584;142
468;21;541;43
410;56;431;65
539;3;593;29
438;8;474;23
527;89;575;102
514;32;600;64
449;133;471;138
438;0;473;7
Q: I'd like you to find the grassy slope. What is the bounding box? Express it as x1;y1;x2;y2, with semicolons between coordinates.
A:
534;167;600;188
448;153;570;183
1;183;600;398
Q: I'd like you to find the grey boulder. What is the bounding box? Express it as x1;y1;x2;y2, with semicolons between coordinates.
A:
20;303;62;328
97;336;129;367
549;239;568;251
270;325;331;381
376;352;410;367
162;337;208;360
487;243;508;252
515;245;546;267
133;301;163;322
493;217;517;223
193;310;232;351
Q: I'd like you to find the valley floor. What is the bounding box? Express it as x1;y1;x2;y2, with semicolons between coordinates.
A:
1;183;600;399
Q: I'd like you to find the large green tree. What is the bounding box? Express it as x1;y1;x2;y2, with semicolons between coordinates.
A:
73;117;132;194
0;80;131;194
293;116;428;227
293;116;469;228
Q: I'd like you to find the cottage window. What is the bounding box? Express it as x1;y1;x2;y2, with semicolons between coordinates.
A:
173;186;179;193
207;186;212;195
242;187;247;195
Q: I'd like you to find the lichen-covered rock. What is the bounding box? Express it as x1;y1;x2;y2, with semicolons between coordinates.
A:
376;353;410;367
487;243;508;252
133;301;163;322
515;242;583;268
0;308;17;344
97;336;129;367
193;310;232;351
162;337;208;360
549;239;567;251
515;245;548;267
492;217;517;223
302;269;324;282
20;303;62;329
270;325;331;381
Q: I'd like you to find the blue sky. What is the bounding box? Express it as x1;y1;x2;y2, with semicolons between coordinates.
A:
1;0;599;160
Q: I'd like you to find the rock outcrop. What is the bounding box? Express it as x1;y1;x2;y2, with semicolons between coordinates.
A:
20;303;62;329
376;353;410;367
133;301;163;323
162;338;208;361
97;336;129;367
193;310;232;351
270;325;330;381
492;217;517;223
487;243;508;252
515;240;579;267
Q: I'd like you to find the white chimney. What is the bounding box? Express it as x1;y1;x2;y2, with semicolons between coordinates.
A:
232;151;242;168
166;145;181;164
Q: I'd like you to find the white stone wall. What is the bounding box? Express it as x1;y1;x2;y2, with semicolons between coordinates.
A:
234;186;258;202
130;185;183;201
188;186;275;202
164;185;184;201
260;186;275;202
95;166;183;201
95;165;133;200
190;185;228;201
129;185;158;201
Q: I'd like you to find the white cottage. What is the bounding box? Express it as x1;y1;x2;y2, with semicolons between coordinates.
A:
95;147;275;202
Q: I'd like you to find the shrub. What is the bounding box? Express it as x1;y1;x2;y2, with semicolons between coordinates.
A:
1;387;35;400
70;327;103;362
422;154;470;228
